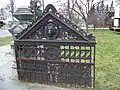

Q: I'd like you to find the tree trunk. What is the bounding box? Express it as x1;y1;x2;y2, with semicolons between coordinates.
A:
86;20;89;33
68;0;71;20
42;0;45;11
93;24;96;31
86;14;89;33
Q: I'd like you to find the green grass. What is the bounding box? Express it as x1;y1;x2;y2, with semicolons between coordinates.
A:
0;29;120;89
0;36;12;46
91;29;120;90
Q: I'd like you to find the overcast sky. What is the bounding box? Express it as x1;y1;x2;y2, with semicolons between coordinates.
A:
0;0;57;8
0;0;114;8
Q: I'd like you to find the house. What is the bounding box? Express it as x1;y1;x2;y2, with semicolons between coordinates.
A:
110;2;120;31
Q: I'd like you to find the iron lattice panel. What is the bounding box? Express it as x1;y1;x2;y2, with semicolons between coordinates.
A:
16;59;94;87
17;43;94;63
15;42;95;88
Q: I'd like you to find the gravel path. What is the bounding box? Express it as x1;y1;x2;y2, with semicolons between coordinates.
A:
0;30;11;38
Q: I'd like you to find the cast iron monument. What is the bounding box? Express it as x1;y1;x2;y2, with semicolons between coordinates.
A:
14;4;96;88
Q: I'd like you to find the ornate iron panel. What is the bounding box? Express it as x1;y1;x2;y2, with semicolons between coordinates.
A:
16;59;94;87
14;4;96;88
15;41;96;88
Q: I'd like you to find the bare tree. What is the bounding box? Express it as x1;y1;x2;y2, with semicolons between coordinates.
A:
0;8;5;20
57;0;82;27
88;4;98;31
57;0;102;32
73;0;103;32
0;4;11;20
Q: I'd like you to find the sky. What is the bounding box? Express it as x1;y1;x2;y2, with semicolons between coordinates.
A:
0;0;57;8
0;0;115;9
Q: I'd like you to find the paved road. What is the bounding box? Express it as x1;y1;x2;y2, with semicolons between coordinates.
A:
0;45;72;90
0;30;12;38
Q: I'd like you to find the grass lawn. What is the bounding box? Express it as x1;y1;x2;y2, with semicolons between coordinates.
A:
0;36;12;46
0;29;120;89
91;29;120;90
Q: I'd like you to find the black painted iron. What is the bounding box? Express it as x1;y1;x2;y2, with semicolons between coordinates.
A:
14;4;96;88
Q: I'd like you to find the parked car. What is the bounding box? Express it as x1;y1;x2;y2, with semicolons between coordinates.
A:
0;21;6;28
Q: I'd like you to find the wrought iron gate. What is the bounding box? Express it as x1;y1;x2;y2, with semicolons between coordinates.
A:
14;4;96;88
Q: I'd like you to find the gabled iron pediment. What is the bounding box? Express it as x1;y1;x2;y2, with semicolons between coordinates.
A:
18;4;95;42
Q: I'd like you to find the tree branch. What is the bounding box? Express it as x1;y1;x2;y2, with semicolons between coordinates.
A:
91;0;94;9
77;0;87;7
75;0;86;14
71;8;83;17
